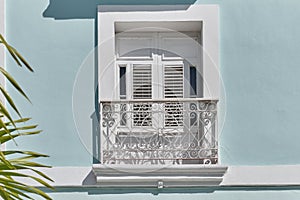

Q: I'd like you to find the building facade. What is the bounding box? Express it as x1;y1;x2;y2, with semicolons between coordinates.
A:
3;0;300;199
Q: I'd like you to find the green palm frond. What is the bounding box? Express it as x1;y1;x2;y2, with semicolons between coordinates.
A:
0;34;53;200
0;34;34;72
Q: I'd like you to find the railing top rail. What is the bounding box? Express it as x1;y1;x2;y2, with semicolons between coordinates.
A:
100;98;219;103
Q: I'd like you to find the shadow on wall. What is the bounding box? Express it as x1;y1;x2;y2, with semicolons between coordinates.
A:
42;0;197;19
42;0;197;164
42;183;218;195
42;184;300;195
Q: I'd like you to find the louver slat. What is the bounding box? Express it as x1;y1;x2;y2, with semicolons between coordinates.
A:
164;65;184;127
133;65;152;126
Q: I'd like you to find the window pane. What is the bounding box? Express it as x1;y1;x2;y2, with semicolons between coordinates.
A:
190;66;197;96
119;66;126;98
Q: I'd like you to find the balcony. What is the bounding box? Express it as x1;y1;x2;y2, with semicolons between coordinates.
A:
99;98;218;165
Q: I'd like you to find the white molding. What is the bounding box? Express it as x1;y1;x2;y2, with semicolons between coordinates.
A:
222;165;300;186
14;165;300;188
93;164;227;187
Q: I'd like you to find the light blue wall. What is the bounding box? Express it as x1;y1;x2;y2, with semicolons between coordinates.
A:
6;0;300;167
6;0;95;166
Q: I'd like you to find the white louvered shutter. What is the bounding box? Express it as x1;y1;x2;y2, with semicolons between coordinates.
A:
133;64;152;99
164;65;184;127
132;64;152;126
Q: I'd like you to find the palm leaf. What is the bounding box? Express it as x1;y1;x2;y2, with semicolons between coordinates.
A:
1;185;31;200
0;171;53;189
0;130;41;144
0;165;53;183
0;86;21;117
2;151;48;157
0;125;39;137
0;34;22;67
9;46;34;72
0;118;17;146
0;186;12;200
7;160;49;168
0;101;17;129
0;67;31;103
4;118;31;126
0;34;34;72
0;34;53;199
0;178;51;200
0;152;15;171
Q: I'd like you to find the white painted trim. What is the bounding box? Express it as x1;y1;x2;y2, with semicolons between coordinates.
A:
13;167;93;187
14;165;300;188
98;5;219;100
93;164;227;187
222;165;300;186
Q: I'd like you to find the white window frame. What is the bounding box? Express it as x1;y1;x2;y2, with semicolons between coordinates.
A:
95;5;226;187
98;5;220;101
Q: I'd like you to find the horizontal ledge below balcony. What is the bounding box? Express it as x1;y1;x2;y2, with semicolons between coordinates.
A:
92;164;227;187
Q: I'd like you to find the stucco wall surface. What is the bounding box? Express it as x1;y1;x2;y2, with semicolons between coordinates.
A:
6;0;300;167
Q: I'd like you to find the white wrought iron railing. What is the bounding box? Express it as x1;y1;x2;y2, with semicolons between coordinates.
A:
100;98;218;165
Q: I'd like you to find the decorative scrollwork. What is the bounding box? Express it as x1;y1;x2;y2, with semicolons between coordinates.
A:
100;99;218;165
102;104;116;128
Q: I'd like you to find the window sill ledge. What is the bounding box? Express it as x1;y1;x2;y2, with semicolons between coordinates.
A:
92;164;228;188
